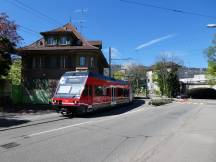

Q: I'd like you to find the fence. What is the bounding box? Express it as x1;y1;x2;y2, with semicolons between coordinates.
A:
0;79;52;107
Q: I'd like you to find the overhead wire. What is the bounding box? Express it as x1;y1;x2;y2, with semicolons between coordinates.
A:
120;0;216;20
14;0;62;25
6;0;62;26
18;26;40;38
4;0;63;37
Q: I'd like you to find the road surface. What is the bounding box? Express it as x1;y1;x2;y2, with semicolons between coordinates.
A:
0;99;216;162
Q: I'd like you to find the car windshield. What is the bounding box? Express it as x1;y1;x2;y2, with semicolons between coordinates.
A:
55;76;87;97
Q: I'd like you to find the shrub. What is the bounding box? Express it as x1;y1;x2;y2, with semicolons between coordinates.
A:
149;98;172;106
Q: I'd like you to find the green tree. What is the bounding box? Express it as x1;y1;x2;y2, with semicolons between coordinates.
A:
7;59;21;85
0;37;15;78
126;64;146;96
204;34;216;83
0;13;22;78
113;70;125;80
154;55;180;97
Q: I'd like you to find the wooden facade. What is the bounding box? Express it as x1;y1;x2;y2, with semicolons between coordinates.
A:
18;23;108;104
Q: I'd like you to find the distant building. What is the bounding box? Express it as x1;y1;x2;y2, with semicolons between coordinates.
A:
178;67;206;79
18;23;108;104
146;66;207;97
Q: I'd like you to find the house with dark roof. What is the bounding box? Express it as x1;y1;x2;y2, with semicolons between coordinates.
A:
18;23;108;104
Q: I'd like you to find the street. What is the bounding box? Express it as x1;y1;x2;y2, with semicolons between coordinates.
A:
0;99;216;162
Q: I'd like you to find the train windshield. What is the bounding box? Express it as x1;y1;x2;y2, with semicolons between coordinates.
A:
55;75;87;98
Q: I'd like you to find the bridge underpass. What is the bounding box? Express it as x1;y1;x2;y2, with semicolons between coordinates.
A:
179;75;216;99
187;88;216;99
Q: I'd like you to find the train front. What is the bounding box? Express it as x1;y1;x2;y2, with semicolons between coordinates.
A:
52;72;87;116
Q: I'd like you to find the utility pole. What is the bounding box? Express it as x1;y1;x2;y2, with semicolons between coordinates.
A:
109;47;112;77
108;47;132;78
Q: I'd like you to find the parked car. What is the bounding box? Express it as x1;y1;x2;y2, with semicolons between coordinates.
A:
176;94;188;99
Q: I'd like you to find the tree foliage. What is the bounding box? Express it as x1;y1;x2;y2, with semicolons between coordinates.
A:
113;70;125;80
0;13;21;78
7;59;21;85
205;34;216;83
126;64;147;95
0;13;22;44
112;63;147;95
0;37;15;77
154;55;180;97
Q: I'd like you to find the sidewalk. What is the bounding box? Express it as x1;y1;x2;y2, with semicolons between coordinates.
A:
0;110;59;130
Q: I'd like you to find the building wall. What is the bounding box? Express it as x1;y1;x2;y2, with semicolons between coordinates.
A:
21;50;104;104
146;70;160;96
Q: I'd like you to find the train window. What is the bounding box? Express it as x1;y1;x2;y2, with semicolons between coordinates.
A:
106;88;111;96
95;86;103;96
124;89;129;97
117;88;124;97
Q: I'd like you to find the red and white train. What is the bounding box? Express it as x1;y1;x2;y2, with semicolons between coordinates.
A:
52;71;133;116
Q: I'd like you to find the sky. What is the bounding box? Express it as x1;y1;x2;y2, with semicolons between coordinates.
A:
1;0;216;68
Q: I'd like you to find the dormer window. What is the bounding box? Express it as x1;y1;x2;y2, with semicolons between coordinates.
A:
47;37;57;45
59;36;71;45
60;36;67;45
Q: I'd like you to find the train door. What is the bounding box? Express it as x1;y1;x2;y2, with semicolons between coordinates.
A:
83;85;93;106
111;87;116;105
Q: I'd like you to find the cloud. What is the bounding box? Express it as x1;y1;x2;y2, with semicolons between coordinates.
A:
135;34;176;50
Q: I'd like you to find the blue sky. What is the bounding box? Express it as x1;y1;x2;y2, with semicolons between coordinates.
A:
1;0;216;68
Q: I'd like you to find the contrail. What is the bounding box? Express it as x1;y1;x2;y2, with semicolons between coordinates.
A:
135;34;176;50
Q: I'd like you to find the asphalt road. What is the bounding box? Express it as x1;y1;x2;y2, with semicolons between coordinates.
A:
0;99;216;162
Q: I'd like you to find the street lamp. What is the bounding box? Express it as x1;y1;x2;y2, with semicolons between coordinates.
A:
206;24;216;28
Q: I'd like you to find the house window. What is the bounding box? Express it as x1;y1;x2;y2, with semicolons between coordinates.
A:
90;57;94;67
32;57;42;69
80;56;86;66
47;37;57;45
60;56;67;68
59;37;67;45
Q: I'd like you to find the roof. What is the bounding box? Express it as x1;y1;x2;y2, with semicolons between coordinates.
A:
20;23;101;50
40;23;82;40
63;71;128;85
88;40;102;46
18;23;108;66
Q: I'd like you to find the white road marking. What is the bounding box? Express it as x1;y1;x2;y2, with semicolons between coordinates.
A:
28;121;95;137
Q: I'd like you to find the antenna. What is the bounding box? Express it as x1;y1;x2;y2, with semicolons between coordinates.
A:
74;8;88;34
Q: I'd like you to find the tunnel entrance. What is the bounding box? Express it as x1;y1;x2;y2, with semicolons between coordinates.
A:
187;88;216;99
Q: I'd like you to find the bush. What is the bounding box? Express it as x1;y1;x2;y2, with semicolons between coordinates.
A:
149;98;172;106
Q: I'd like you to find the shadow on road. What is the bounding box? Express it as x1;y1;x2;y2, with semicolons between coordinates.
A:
0;118;30;128
80;99;145;118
